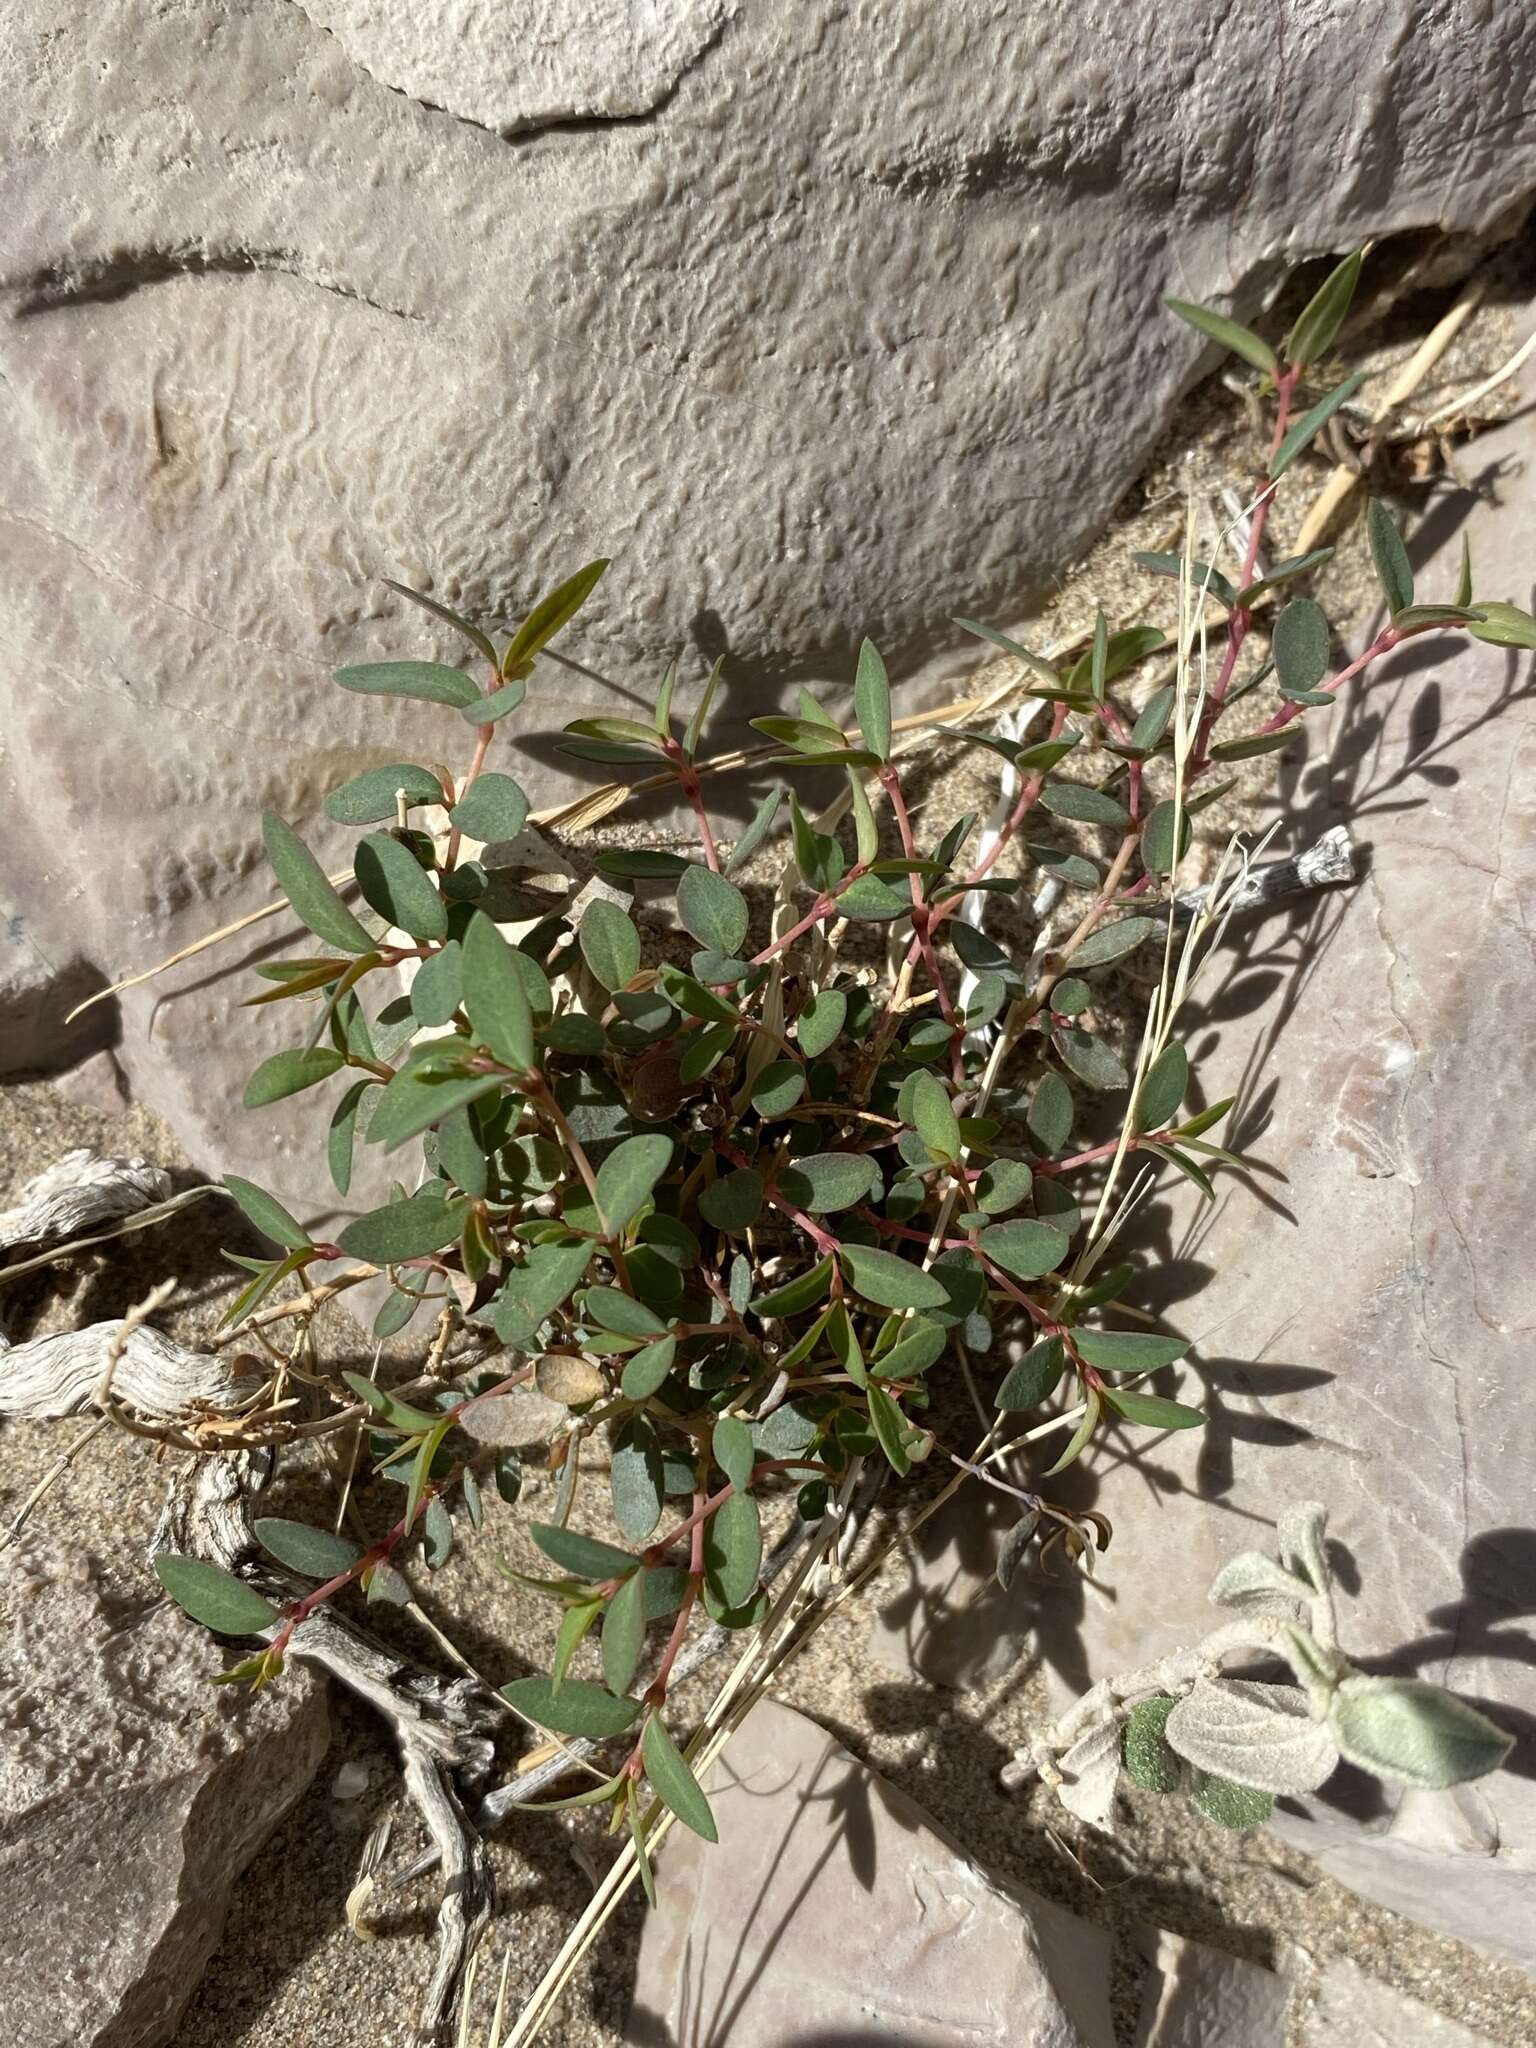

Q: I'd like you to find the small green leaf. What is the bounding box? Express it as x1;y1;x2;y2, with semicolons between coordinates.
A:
461;911;534;1071
621;1335;677;1398
1044;1386;1101;1477
1468;600;1536;650
1039;783;1131;829
1272;597;1331;697
254;1517;363;1579
325;763;445;825
502;559;609;675
870;1316;948;1382
1141;801;1191;877
327;1079;373;1196
493;1241;594;1342
1455;533;1473;609
978;1218;1070;1282
153;1555;281;1635
580;899;642;992
777;1152;875;1216
530;1522;636;1579
996;1334;1066;1410
611;1418;665;1541
383;578;499;667
354;832;447;943
1189;1770;1274;1830
909;1070;961;1163
952;616;1061;683
713;1414;756;1492
839;1244;950;1311
1366;498;1414;615
224;1174;312;1252
750;1255;835;1319
1102;1387;1205;1429
243;1046;344;1109
751;1060;805;1117
1123;1695;1184;1793
601;1567;649;1696
1028;1073;1073;1155
595;848;688;880
335;660;481;708
1075;1330;1190;1374
725;785;785;875
643;1713;718;1842
585;1288;667;1337
866;1382;912;1475
1328;1676;1513;1789
703;1492;762;1609
1132;553;1237;609
975;1158;1033;1216
1072;917;1155;971
1211;730;1295;762
677;866;750;957
341;1370;443;1434
262;813;374;956
1285;247;1363;370
1269;371;1366;479
796;989;847;1057
1164;296;1278;375
1136;1043;1189;1132
1234;547;1337;606
465;677;527;726
837;874;909;921
338;1188;466;1264
853;638;892;760
500;1674;640;1739
448;773;529;842
1057;1028;1129;1092
700;1167;763;1232
595;1133;674;1234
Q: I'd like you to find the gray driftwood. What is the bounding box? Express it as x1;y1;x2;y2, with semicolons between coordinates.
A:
152;1454;500;2044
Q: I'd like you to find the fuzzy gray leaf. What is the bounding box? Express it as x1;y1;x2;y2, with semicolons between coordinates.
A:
1276;1500;1331;1595
1166;1677;1338;1794
1207;1549;1314;1616
1054;1720;1123;1826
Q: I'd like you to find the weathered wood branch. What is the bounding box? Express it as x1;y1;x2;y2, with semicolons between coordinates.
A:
152;1454;500;2043
0;1148;171;1251
0;1319;260;1420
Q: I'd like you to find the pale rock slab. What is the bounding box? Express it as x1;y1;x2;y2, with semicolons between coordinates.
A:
1034;326;1536;1964
1131;1928;1288;2047
1298;1956;1506;2047
0;1540;329;2048
3;3;1536;1200
630;1694;1116;2046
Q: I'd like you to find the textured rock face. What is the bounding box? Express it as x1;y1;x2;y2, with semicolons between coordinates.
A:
631;1694;1117;2046
3;3;1536;1200
0;1541;329;2048
1036;338;1536;1964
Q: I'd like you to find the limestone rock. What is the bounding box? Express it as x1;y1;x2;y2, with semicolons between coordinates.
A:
3;3;1536;1197
1298;1957;1505;2047
1036;321;1536;1964
631;1694;1116;2046
0;1540;329;2048
1131;1929;1288;2047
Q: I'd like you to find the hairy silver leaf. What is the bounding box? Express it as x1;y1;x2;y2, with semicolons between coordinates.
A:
1054;1720;1123;1825
1329;1677;1514;1789
1207;1549;1313;1615
1166;1677;1338;1794
1276;1500;1330;1596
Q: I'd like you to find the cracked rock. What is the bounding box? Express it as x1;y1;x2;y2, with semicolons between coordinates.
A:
0;1540;329;2048
631;1695;1116;2046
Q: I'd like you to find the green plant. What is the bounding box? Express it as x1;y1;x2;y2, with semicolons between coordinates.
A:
146;248;1523;2021
1006;1500;1513;1829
